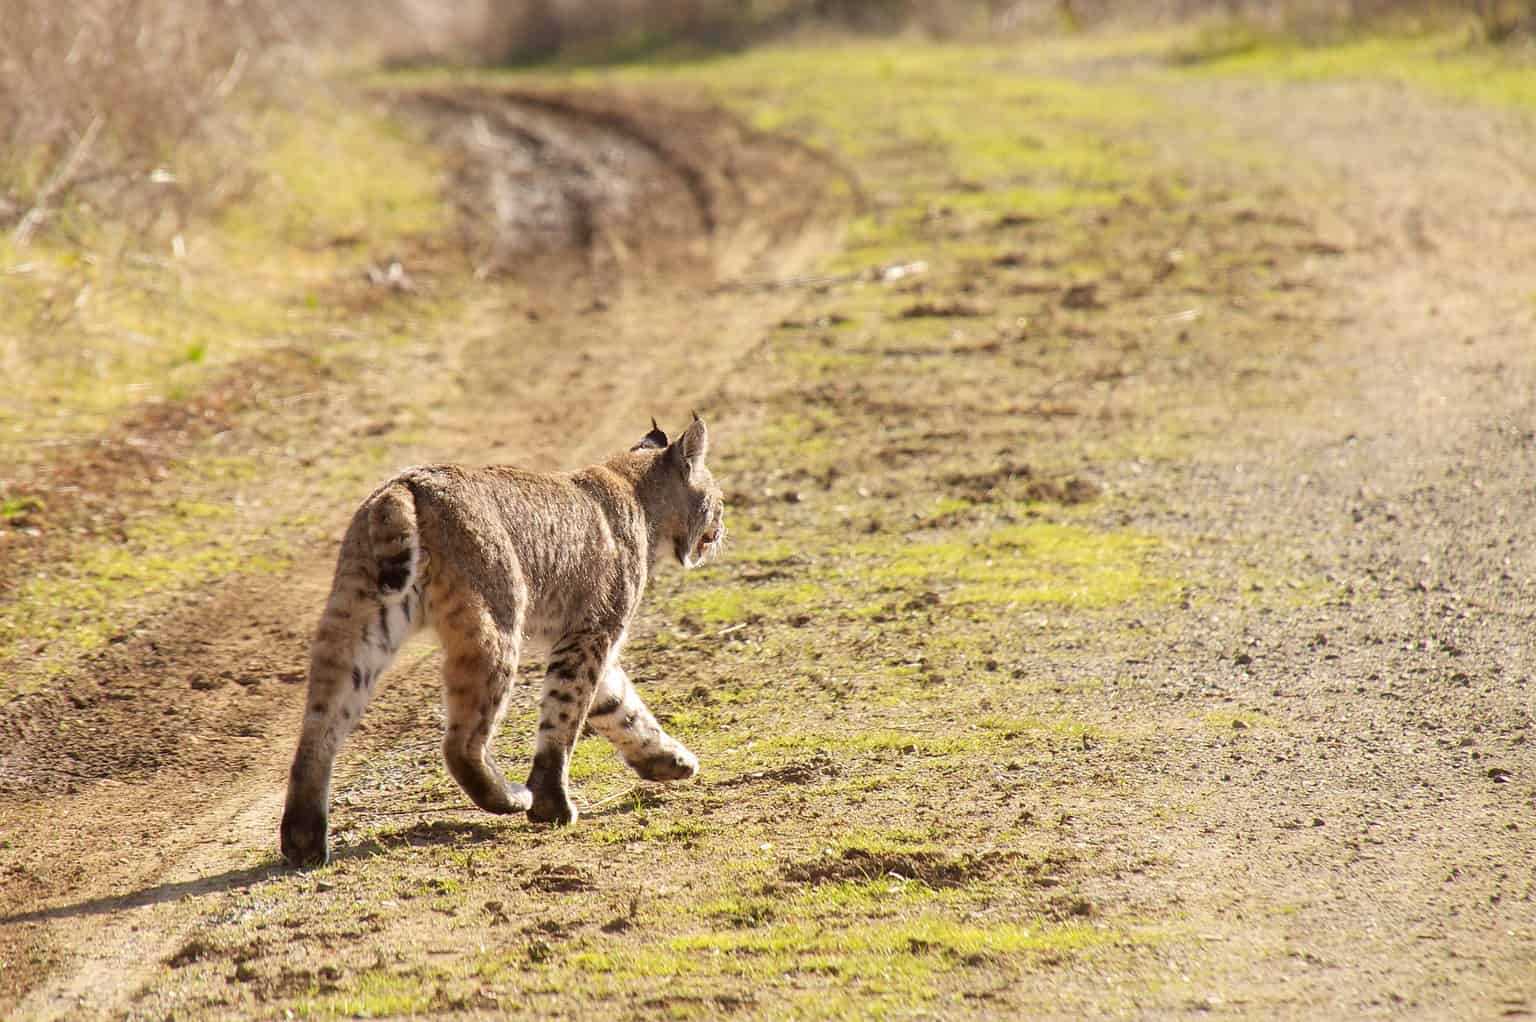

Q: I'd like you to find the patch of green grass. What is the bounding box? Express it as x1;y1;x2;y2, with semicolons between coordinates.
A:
1175;29;1536;114
670;915;1123;971
700;893;780;928
0;496;44;520
176;340;208;366
930;496;975;517
223;100;447;248
978;713;1104;744
566;734;626;785
561;947;700;979
733;539;805;564
782;345;880;380
793;876;943;913
863;521;1173;609
587;817;712;846
297;967;441;1018
673;579;827;625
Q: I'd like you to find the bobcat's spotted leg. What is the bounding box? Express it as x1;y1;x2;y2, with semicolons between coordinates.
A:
281;576;416;868
436;575;532;817
527;629;618;825
587;663;698;782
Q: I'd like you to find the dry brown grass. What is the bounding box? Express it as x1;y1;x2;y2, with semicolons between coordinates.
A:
411;0;1534;65
0;0;345;244
406;0;1021;64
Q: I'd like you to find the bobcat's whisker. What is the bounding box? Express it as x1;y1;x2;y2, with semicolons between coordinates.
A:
583;784;644;812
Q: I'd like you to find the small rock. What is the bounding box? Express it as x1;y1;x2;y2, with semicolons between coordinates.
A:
365;260;415;292
899;299;987;319
1060;282;1102;309
879;261;927;283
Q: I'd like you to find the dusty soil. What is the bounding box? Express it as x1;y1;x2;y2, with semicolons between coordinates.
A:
1047;72;1536;1013
2;47;1534;1021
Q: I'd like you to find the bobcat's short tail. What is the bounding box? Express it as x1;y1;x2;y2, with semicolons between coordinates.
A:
369;481;419;602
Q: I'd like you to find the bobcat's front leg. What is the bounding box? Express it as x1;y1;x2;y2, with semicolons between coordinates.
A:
587;663;698;782
526;629;618;825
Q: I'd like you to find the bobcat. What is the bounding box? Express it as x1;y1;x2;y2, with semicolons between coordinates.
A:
279;417;725;867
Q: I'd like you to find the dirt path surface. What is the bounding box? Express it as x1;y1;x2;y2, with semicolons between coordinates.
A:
1066;74;1536;1013
0;85;842;1018
1;45;1534;1021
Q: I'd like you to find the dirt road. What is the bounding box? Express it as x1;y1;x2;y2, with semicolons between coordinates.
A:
1068;71;1536;1012
1;42;1533;1020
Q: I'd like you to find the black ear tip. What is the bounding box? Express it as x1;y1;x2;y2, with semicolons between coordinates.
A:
632;418;670;452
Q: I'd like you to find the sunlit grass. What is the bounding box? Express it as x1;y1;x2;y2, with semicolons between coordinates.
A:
1173;27;1536;113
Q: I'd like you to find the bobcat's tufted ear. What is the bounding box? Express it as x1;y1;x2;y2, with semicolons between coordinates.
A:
632;417;669;452
669;416;708;476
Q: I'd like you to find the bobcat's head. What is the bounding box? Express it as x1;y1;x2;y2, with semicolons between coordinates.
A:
639;415;725;569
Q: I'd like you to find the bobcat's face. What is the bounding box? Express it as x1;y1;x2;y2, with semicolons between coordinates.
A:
640;416;725;570
676;472;726;569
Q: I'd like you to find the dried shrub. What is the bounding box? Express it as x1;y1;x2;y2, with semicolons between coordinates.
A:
0;0;330;242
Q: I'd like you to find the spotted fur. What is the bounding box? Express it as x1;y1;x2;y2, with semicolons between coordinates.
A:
280;417;725;867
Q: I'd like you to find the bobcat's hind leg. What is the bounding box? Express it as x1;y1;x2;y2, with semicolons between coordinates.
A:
587;663;698;782
281;578;419;868
435;580;532;817
526;629;621;826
